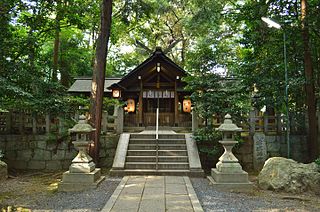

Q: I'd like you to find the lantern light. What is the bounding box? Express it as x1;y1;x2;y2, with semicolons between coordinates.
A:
127;99;135;113
156;63;161;72
112;89;121;98
183;99;191;113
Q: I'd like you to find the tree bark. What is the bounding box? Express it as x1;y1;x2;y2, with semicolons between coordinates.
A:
301;0;319;161
52;0;61;82
89;0;113;164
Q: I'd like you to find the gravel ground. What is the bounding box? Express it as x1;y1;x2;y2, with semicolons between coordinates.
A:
31;177;122;211
2;172;320;212
191;178;320;212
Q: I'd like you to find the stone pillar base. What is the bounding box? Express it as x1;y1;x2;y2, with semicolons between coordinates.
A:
58;168;105;192
208;168;253;191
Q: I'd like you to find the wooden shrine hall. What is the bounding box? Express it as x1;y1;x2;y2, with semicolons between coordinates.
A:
68;47;192;128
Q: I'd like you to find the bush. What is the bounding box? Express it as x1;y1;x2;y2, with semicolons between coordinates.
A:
193;127;223;172
315;157;320;167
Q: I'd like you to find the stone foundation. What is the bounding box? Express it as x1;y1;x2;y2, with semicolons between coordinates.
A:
0;134;119;170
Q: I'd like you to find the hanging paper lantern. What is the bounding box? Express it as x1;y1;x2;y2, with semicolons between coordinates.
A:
127;99;135;113
183;99;191;113
112;89;121;98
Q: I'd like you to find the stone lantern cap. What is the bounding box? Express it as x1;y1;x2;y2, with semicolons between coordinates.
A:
216;114;242;132
69;115;96;133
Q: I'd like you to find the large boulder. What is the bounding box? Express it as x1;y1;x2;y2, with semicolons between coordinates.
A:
0;160;8;181
258;157;320;193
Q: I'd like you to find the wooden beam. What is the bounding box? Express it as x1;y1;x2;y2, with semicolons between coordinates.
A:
139;79;143;126
174;79;179;126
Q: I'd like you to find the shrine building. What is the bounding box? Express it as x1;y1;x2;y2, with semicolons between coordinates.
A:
68;47;192;129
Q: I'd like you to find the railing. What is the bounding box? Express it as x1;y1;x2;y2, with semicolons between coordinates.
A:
155;108;159;170
0;110;117;135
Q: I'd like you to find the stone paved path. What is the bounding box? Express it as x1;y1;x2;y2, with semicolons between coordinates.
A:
101;176;203;212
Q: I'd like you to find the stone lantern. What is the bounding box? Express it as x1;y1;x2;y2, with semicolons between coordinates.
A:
208;114;253;190
58;115;105;191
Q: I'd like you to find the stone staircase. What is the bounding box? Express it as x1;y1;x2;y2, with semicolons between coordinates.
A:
110;132;204;176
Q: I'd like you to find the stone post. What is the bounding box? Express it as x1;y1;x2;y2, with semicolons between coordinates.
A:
208;114;253;191
249;109;256;135
32;115;37;134
116;106;123;134
5;111;12;134
102;111;108;133
253;132;267;171
45;114;50;134
192;110;198;133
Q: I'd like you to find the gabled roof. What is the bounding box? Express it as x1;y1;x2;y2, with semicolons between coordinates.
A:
68;77;121;93
109;47;187;90
68;48;187;94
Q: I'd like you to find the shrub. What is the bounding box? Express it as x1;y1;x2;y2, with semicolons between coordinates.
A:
315;157;320;167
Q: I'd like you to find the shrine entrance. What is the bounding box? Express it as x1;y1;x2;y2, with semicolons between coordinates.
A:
143;90;175;126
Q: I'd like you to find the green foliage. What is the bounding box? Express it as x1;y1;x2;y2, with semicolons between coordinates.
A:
193;127;222;156
103;97;123;115
315;157;320;167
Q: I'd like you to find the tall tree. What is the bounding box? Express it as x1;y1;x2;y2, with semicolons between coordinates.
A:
89;0;113;163
301;0;319;160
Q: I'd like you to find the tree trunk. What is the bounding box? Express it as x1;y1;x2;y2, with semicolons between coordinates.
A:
301;0;319;161
52;1;61;82
89;0;113;164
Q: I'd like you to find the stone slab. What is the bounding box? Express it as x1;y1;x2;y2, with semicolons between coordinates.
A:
139;199;165;212
111;133;130;169
166;194;193;211
61;168;101;183
211;168;250;183
58;176;105;192
184;176;204;212
165;176;185;184
166;184;188;195
28;161;46;170
101;176;129;212
185;133;204;176
101;175;203;212
208;176;253;191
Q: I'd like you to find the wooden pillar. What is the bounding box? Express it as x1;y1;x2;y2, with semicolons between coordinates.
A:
174;79;179;126
263;115;268;134
139;79;143;126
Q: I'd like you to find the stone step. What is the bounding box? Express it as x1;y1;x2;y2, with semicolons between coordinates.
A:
124;162;189;170
158;150;188;156
130;134;155;139
128;144;156;150
129;138;186;144
127;150;156;156
129;134;185;139
158;134;185;139
158;144;187;150
126;155;189;163
158;156;188;162
126;156;156;162
128;144;187;150
122;169;191;176
125;162;156;169
158;162;189;170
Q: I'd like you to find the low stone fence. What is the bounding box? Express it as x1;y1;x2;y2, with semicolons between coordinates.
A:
0;134;119;170
233;134;309;171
